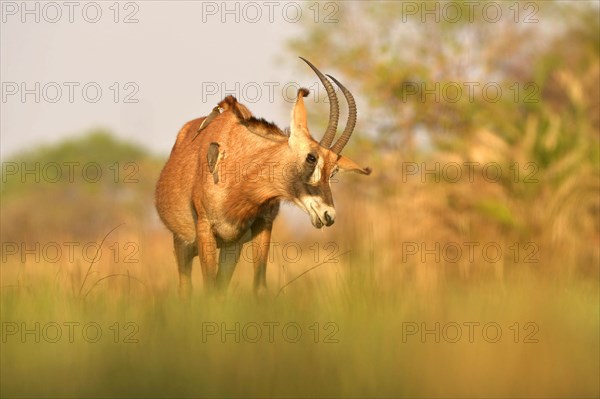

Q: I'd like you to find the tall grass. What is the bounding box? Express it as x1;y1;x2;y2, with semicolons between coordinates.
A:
1;201;598;398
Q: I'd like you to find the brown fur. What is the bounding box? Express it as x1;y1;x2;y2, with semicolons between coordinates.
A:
156;90;370;295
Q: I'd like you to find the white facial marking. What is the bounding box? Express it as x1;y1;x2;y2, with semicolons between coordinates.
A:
296;195;336;228
309;156;324;185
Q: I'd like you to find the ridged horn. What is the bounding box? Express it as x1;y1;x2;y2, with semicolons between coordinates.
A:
299;57;339;147
327;74;357;154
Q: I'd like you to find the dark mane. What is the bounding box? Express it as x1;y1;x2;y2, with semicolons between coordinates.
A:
218;95;287;142
239;117;288;142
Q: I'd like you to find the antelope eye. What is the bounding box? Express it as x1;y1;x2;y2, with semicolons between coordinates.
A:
306;153;317;164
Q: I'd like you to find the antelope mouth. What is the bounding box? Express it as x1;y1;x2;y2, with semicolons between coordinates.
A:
309;203;325;229
293;198;325;229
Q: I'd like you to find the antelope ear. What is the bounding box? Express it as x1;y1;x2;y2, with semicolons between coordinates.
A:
337;155;372;175
289;88;311;149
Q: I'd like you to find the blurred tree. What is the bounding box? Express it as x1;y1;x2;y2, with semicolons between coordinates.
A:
289;1;599;276
289;1;597;151
1;131;164;243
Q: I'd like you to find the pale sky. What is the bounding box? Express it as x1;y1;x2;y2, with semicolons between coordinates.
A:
3;1;592;159
0;1;323;158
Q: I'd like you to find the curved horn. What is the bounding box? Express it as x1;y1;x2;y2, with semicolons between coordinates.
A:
327;74;357;154
299;57;339;147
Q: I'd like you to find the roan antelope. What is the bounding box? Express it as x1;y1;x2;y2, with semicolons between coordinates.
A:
155;57;371;295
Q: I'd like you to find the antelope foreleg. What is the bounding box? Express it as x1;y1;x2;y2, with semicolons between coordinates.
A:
251;219;273;294
173;235;197;298
216;242;242;290
196;220;218;290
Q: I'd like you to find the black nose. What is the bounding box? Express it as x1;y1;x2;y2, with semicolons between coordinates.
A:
324;211;334;226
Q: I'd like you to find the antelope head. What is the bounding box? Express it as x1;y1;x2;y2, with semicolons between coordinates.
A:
287;57;371;229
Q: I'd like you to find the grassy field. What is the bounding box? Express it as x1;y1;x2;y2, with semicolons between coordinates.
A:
2;214;598;398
